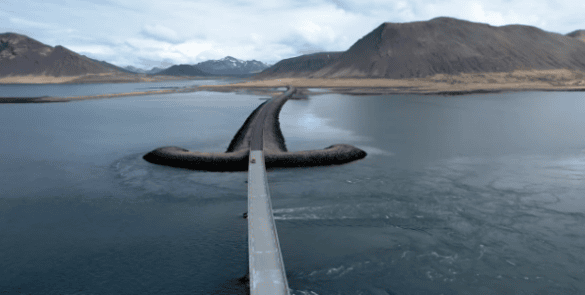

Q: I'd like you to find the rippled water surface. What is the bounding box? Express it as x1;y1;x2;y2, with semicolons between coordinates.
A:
1;84;584;294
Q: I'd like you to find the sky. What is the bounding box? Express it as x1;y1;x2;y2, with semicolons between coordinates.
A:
2;0;585;69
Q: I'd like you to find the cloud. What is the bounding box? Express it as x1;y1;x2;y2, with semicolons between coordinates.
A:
141;24;183;43
65;45;116;56
9;17;53;29
3;0;585;68
465;2;507;26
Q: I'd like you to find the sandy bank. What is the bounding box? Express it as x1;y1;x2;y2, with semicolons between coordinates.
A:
0;75;81;84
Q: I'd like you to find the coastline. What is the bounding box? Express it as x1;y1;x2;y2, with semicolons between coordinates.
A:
2;69;585;104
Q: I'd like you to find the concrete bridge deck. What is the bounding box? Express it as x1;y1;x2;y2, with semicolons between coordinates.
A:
246;87;294;295
248;150;289;295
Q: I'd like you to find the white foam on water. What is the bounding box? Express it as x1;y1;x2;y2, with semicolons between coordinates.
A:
291;290;320;295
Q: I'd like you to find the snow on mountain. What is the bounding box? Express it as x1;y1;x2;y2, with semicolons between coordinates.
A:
194;56;269;75
123;66;165;74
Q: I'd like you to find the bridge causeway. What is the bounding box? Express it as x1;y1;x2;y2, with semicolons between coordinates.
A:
247;87;294;295
143;85;365;293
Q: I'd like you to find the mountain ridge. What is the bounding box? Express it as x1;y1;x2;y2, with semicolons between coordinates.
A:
309;17;585;79
0;32;124;77
567;30;585;43
194;56;269;75
254;52;343;79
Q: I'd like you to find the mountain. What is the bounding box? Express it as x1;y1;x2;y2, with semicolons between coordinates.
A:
123;66;165;74
155;57;268;76
124;65;147;74
87;57;134;73
194;56;269;76
567;30;585;43
254;52;342;79
308;17;585;79
156;64;211;76
146;67;164;74
0;32;124;77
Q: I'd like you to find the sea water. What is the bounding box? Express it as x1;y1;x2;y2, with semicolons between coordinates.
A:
1;84;584;294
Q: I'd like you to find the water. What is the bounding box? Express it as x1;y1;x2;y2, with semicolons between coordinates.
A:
0;78;238;98
1;84;584;294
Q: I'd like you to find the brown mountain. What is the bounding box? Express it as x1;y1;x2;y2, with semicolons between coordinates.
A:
0;33;125;77
254;52;342;79
567;30;585;43
265;17;585;79
156;64;211;76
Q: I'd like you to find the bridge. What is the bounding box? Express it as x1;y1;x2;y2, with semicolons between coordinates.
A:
143;85;366;294
246;87;294;295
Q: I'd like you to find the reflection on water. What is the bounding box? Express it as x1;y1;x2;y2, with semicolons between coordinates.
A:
0;78;238;98
1;86;585;294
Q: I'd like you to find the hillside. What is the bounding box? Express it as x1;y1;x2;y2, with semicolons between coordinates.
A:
156;64;211;76
567;30;585;43
0;33;124;77
257;17;585;79
254;52;342;79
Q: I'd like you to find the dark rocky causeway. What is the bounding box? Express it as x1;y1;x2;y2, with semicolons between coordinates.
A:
143;87;367;171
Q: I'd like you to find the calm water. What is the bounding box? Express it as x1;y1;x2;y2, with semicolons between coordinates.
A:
0;78;238;98
1;83;584;294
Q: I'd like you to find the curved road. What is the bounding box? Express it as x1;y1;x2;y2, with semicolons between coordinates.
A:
249;86;295;151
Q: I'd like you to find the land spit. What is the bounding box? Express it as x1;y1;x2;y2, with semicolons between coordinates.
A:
143;87;367;171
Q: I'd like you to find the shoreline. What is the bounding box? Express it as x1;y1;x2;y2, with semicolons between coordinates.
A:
199;69;585;95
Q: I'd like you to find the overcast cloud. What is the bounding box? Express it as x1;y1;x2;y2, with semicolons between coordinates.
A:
1;0;584;69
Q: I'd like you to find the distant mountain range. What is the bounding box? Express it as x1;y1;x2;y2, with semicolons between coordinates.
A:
256;17;585;79
195;56;269;75
124;56;270;76
0;32;269;78
0;32;126;77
